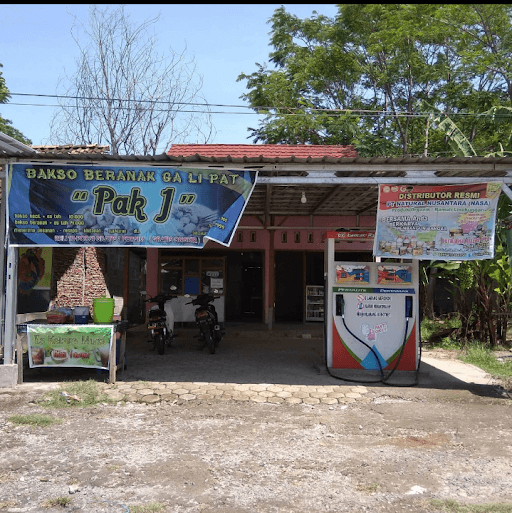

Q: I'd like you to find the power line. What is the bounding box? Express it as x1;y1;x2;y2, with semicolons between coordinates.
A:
10;92;247;110
7;92;512;119
7;101;512;120
5;102;256;116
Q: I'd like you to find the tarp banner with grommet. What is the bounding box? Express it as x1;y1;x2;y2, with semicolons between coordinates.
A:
374;182;502;260
7;163;258;248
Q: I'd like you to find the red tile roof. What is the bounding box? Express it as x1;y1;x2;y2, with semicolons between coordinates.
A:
167;144;358;159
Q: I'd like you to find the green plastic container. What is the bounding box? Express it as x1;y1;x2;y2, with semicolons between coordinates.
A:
93;297;115;324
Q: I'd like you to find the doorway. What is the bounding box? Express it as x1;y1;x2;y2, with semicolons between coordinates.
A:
226;252;263;321
275;251;304;322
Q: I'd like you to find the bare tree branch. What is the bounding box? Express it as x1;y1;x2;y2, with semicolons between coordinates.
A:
49;5;216;155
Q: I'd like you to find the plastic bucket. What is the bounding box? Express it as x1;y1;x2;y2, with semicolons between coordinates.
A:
92;297;115;324
74;306;89;324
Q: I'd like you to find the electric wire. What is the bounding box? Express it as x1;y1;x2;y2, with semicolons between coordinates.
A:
8;92;512;120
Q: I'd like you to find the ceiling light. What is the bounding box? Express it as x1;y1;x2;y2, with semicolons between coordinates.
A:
301;191;307;204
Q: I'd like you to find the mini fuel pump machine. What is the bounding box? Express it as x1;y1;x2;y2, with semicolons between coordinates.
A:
323;233;420;383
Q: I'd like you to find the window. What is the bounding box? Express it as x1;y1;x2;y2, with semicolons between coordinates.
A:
160;256;225;295
202;269;224;294
160;259;183;294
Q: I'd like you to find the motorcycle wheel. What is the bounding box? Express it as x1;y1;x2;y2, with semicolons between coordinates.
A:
155;332;165;355
204;330;216;354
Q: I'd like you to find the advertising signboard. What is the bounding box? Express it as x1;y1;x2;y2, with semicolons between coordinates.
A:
374;182;502;260
27;324;114;370
7;163;257;248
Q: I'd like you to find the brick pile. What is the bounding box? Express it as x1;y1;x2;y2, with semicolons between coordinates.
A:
50;247;108;308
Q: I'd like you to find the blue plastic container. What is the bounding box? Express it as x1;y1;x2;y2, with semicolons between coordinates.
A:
74;306;89;324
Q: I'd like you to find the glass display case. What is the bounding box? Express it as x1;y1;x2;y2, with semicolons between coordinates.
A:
306;285;324;321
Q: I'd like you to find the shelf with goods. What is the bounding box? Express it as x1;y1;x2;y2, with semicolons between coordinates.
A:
305;285;324;321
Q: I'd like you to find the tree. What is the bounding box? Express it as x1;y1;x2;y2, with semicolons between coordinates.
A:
0;63;31;145
238;5;451;154
50;5;214;155
238;4;512;158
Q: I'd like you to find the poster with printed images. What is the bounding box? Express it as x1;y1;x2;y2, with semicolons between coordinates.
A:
7;163;257;248
27;325;113;369
335;264;370;285
374;183;502;260
377;265;413;285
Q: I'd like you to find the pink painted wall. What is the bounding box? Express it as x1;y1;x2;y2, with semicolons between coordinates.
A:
147;214;375;323
203;214;375;252
146;248;159;300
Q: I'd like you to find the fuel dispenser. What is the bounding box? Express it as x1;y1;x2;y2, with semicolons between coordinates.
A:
323;233;420;383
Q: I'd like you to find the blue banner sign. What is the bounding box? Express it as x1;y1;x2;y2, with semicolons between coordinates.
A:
7;163;258;248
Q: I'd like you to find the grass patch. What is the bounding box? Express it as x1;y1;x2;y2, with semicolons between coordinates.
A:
41;379;119;408
421;317;512;388
421;316;462;350
42;496;72;508
129;503;166;513
7;414;63;428
430;498;512;512
355;482;380;494
460;344;512;384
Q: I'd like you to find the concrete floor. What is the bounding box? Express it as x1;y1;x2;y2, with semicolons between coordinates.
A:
18;321;496;394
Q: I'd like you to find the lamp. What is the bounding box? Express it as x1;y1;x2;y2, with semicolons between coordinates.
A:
301;191;307;204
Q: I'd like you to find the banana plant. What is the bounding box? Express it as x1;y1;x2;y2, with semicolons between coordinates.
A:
432;105;512;158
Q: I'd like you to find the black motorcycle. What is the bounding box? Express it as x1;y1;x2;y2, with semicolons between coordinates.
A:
185;291;224;354
145;289;177;355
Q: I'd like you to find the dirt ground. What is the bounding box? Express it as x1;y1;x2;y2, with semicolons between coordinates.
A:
1;331;512;512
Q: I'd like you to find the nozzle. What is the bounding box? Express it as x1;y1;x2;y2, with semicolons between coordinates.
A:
335;294;344;316
405;296;413;318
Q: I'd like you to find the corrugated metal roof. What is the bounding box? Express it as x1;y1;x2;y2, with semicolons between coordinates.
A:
2;139;512;166
4;150;512;167
2;142;512;218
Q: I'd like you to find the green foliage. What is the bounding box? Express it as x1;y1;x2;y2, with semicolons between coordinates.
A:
421;194;512;348
7;414;63;428
129;503;166;513
0;63;9;104
41;379;119;408
460;343;512;383
430;498;512;512
0;62;31;145
239;4;512;157
42;496;72;508
421;316;462;350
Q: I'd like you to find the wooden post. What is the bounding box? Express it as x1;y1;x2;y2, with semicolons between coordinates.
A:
108;325;116;384
123;248;130;319
266;228;275;330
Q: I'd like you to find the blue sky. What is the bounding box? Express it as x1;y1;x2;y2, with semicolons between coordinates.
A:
1;4;338;150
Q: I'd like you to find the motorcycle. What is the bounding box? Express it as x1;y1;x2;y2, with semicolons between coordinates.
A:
185;290;224;354
145;286;178;355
